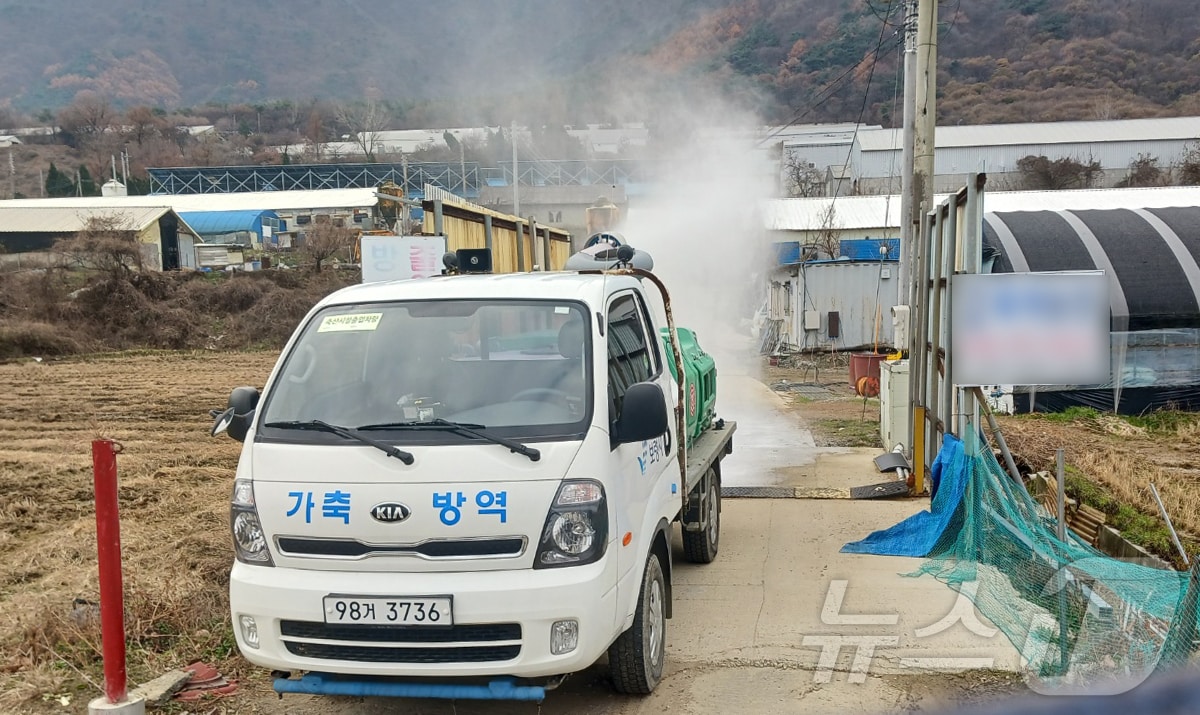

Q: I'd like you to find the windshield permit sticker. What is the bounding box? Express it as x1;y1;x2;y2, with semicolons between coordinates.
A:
554;306;570;314
317;313;383;333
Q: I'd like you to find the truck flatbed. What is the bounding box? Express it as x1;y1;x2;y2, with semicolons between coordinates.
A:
684;420;736;491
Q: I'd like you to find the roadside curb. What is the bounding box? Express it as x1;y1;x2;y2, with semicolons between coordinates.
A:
724;485;915;499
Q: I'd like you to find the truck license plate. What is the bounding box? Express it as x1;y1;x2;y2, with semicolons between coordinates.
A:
323;596;453;625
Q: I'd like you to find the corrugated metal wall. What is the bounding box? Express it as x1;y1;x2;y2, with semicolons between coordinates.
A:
785;262;897;351
858;139;1196;180
422;199;571;274
136;223;163;271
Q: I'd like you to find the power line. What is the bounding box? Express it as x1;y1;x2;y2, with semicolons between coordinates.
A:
827;0;896;210
758;28;902;148
882;35;906;236
865;0;905;29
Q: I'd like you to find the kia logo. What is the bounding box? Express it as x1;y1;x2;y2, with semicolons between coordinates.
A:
370;502;411;523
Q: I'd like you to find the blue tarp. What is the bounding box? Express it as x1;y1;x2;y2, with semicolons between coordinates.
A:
178;210;278;237
774;241;802;265
839;238;899;261
772;238;901;266
840;434;970;557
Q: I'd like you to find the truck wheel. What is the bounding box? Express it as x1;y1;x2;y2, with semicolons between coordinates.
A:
608;553;667;694
681;467;720;564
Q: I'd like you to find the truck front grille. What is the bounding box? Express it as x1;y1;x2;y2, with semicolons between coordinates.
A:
280;620;521;643
284;641;521;663
279;620;522;664
275;536;526;559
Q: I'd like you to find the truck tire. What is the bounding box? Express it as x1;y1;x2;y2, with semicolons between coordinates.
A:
608;553;667;694
681;467;720;564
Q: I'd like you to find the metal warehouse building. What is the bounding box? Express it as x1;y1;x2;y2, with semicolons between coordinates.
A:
0;205;201;270
784;116;1200;195
1;188;382;249
763;186;1200;354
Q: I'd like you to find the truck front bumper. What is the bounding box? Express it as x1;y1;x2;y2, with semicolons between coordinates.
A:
229;556;620;679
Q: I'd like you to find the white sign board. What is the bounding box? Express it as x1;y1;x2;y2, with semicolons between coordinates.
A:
952;271;1110;386
361;235;447;283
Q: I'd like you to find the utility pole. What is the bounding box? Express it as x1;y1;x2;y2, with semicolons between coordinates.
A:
511;120;520;220
904;0;938;484
913;0;937;238
459;138;467;196
401;152;409;196
905;0;937;318
897;0;918;309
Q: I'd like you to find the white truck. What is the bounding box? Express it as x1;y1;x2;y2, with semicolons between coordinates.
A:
210;243;735;702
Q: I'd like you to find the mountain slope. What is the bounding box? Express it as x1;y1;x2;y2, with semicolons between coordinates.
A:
638;0;1200;124
0;0;723;109
2;0;1198;126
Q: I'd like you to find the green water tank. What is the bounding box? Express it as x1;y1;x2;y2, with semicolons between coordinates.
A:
659;327;717;446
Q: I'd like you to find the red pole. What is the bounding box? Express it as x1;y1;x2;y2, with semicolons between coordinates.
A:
92;439;127;704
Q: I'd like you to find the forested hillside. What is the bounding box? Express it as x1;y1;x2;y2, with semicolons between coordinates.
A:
0;0;1196;126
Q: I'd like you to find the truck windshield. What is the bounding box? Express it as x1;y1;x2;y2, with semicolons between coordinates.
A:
258;299;591;441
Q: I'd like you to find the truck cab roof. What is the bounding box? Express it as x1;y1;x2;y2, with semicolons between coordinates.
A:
317;271;644;309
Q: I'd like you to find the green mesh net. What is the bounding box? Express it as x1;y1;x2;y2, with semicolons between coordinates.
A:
913;431;1199;691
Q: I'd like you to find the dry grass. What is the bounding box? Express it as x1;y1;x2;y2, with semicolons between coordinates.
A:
0;267;357;359
0;351;277;713
999;410;1200;562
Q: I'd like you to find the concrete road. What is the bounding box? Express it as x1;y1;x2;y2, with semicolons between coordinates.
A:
249;366;1023;714
718;373;821;489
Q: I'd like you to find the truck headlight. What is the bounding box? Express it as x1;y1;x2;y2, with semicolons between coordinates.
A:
534;480;607;569
231;479;274;566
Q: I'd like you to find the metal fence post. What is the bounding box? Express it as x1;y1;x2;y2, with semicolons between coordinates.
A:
89;440;144;714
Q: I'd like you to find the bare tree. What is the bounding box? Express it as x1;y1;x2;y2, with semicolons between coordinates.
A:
811;204;842;259
54;214;144;277
1017;154;1104;190
783;154;827;197
56;91;115;149
1089;92;1119;121
1179;143;1200;186
1116;154;1168;188
301;221;357;272
303;104;329;160
124;105;171;146
336;99;390;161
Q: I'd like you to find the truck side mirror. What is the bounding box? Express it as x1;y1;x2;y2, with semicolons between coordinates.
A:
211;386;260;442
614;382;668;444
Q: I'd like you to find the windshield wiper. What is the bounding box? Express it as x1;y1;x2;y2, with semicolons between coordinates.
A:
356;419;541;462
264;420;415;465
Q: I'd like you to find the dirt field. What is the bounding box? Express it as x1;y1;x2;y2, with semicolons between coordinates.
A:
998;409;1200;564
0;351;277;712
759;352;886;448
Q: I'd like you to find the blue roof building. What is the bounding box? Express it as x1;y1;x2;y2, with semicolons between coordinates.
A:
177;209;281;247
